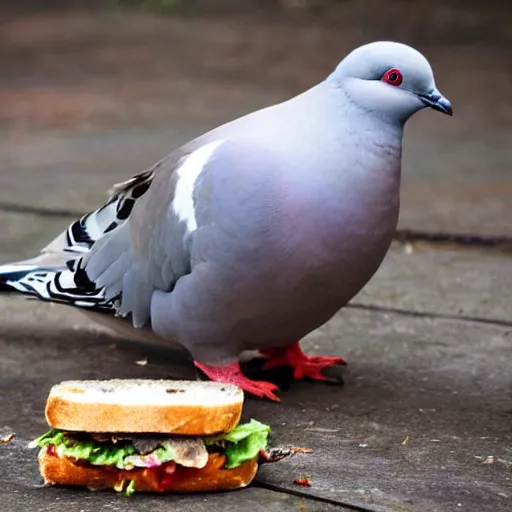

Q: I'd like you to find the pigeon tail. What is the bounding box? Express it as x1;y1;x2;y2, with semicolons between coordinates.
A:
0;169;154;312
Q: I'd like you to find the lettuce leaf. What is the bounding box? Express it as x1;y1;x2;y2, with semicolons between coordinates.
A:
33;429;136;469
205;419;271;468
124;479;136;497
32;419;271;472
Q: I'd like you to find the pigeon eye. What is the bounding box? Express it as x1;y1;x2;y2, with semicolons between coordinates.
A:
382;68;403;86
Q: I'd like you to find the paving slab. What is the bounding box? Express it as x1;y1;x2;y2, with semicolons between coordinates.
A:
0;301;511;512
254;310;512;512
0;128;210;215
2;443;342;512
0;213;70;263
1;212;511;325
0;313;348;512
1;7;512;236
354;241;512;324
1;486;342;512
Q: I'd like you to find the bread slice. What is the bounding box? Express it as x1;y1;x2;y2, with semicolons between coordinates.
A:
45;379;243;435
38;448;258;493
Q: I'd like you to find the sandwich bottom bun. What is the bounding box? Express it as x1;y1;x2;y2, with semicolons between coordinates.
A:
38;448;258;493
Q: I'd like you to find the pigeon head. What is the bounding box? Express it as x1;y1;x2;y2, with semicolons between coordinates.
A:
329;41;452;124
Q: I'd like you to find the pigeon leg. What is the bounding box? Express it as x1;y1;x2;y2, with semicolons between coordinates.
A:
260;342;346;381
194;360;281;402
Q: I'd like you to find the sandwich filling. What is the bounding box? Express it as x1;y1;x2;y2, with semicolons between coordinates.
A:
32;419;270;493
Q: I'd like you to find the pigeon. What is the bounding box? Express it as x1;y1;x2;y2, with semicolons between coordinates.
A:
0;41;452;401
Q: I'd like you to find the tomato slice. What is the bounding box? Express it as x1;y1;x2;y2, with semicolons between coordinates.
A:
157;462;177;491
47;445;58;457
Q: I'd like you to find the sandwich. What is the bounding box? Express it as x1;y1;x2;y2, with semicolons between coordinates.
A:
31;379;301;495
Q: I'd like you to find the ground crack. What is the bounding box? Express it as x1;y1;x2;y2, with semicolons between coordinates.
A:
347;303;512;328
395;229;512;250
0;202;85;218
254;480;377;512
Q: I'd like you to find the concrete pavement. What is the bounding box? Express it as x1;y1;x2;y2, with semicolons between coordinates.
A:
1;5;511;511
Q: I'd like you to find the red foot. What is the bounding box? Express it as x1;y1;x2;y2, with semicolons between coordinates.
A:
260;342;346;381
194;360;281;402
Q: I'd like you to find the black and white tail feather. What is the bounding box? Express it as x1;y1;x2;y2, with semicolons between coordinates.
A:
0;169;154;314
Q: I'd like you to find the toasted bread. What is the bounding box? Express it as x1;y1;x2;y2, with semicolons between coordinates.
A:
38;447;258;493
45;379;243;435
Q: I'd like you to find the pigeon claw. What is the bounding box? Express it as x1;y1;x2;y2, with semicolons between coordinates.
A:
260;342;346;382
194;360;281;402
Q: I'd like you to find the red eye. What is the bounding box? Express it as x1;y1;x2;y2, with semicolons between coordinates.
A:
382;68;403;86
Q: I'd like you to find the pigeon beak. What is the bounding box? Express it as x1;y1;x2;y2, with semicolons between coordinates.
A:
420;88;453;116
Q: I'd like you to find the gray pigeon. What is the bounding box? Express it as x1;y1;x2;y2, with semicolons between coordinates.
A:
0;41;451;401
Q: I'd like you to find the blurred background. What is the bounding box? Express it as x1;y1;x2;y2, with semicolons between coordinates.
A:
0;0;511;253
